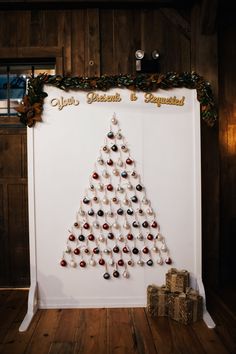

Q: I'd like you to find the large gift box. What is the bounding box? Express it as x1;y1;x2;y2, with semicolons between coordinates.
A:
147;285;170;317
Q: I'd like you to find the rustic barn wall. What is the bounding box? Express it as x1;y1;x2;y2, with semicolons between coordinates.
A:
218;10;236;286
0;4;221;287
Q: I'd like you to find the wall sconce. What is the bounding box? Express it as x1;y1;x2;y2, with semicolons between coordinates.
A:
135;49;160;73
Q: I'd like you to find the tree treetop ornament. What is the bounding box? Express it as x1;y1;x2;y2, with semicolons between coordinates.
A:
15;72;217;128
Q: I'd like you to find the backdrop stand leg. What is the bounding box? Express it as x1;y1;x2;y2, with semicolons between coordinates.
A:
197;276;215;329
19;282;38;332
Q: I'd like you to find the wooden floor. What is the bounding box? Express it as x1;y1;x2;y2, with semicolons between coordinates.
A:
0;290;235;354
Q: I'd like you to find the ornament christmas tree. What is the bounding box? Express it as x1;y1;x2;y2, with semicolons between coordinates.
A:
60;114;172;279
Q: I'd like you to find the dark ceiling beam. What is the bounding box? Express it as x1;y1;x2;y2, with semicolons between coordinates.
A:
0;0;197;11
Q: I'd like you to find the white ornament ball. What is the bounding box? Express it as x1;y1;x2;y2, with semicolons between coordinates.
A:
93;221;100;229
116;132;122;140
97;157;104;165
117;186;124;193
90;259;96;266
118;235;124;242
142;197;149;205
157;257;164;265
65;246;71;253
137;259;144;266
147;208;154;215
152;246;158;253
79;209;85;216
111;116;117;125
103;197;109;205
117;159;123;167
161;244;167;252
97;183;104;192
123;198;129;206
98;235;105;242
123;222;130;230
123;270;129;278
137;233;144;241
113;169;119;176
102;170;109;178
108;259;115;266
113;222;120;229
127;182;133;190
70;260;77;268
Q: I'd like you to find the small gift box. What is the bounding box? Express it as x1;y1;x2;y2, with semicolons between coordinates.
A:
147;284;170;317
166;268;189;293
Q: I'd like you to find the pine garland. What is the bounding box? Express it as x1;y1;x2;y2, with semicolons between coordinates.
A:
15;72;217;127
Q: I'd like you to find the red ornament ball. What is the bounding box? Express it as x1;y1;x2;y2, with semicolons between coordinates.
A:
69;234;75;241
107;159;113;166
93;247;100;254
83;222;90;230
73;248;80;255
99;258;105;265
107;184;113;191
108;232;115;240
88;234;95;241
151;221;158;228
126;158;133;165
113;245;120;253
127;233;134;240
79;260;86;267
142;247;149;254
118;259;124;266
147;233;154;240
92;172;99;179
60;259;67;267
123;246;129;253
165;257;172;265
103;223;109;230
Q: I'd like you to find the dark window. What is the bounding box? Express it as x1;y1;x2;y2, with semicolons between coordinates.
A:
0;60;55;116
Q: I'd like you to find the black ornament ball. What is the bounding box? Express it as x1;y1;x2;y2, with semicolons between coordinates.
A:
103;272;110;279
136;184;143;191
78;234;85;241
117;208;124;215
107;131;114;139
132;247;139;255
142;221;149;228
108;232;115;240
113;270;120;278
127;208;133;215
111;144;118;152
88;209;95;216
147;259;153;266
131;196;138;203
97;209;104;217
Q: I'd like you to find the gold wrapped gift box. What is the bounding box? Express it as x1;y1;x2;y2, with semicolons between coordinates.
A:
147;269;203;325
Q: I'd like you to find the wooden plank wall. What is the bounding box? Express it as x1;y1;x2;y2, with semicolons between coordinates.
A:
0;5;220;287
218;9;236;286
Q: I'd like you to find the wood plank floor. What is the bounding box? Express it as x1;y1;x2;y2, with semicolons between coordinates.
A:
0;289;235;354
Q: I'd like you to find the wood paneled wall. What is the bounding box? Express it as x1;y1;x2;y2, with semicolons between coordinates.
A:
0;4;220;287
219;12;236;286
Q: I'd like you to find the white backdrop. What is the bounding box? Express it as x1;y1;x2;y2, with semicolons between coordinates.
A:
28;86;202;310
